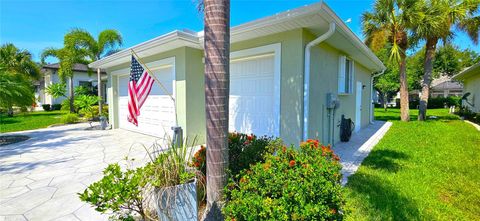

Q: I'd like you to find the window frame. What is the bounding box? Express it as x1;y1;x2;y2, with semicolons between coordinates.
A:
338;55;354;95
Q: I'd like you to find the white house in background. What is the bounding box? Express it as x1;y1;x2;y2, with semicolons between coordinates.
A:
36;63;107;107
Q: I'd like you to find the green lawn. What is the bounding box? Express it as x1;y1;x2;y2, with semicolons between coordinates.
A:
345;108;480;220
0;111;67;133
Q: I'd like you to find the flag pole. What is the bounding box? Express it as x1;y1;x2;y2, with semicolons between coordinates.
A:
130;49;178;127
130;49;175;103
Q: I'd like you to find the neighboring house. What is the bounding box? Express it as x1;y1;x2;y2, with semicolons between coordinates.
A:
89;2;385;145
453;62;480;113
36;63;107;107
430;75;463;98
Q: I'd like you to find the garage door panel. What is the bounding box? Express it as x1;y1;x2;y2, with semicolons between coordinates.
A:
117;66;175;138
229;54;277;137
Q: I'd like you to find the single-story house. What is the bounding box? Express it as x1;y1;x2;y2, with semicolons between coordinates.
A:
430;75;463;98
37;63;107;107
89;2;385;145
453;62;480;112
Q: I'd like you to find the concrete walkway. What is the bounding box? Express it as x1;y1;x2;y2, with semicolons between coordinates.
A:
0;123;162;221
333;121;392;185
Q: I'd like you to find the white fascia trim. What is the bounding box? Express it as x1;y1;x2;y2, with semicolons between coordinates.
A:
110;57;176;76
89;31;198;69
231;2;323;36
303;22;336;141
321;4;385;72
230;43;282;137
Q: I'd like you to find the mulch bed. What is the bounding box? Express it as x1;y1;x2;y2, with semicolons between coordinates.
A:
0;135;30;146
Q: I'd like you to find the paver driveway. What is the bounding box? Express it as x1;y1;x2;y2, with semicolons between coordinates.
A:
0;123;162;221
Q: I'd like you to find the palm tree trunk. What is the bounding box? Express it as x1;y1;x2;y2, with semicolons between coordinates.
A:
69;76;75;113
97;68;102;116
418;38;437;121
399;53;410;121
204;0;230;219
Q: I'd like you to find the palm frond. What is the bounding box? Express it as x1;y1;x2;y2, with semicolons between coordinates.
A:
98;29;123;59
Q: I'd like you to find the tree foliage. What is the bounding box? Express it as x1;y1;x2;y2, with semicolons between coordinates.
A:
0;71;35;110
45;83;67;99
0;43;39;113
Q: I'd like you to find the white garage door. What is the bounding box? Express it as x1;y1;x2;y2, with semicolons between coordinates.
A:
229;54;279;137
117;66;175;138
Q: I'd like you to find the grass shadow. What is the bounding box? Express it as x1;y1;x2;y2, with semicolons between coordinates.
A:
361;149;408;172
346;172;425;221
0;118;20;125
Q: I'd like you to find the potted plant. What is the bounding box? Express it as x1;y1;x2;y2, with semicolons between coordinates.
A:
143;139;203;221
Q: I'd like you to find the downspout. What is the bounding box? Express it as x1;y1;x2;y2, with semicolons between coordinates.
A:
370;68;385;123
303;22;336;141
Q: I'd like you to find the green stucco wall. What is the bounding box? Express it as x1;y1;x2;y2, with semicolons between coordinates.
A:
463;74;480;113
305;30;372;144
184;47;206;143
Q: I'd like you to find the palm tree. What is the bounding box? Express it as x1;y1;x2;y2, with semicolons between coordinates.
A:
413;0;479;121
41;42;89;113
362;0;419;121
203;0;230;218
64;29;123;114
0;43;40;115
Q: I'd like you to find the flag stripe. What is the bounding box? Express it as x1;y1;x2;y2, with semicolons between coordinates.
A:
127;55;155;126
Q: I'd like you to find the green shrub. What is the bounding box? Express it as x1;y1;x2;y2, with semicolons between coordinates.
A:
61;113;79;124
45;83;66;98
427;96;461;109
223;139;345;220
61;98;79;112
79;140;200;220
42;104;51;111
74;85;92;96
80;105;108;119
190;132;274;177
75;95;100;117
78;163;148;220
51;104;62;110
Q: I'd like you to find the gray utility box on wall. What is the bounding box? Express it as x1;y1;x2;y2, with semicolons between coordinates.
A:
326;93;340;109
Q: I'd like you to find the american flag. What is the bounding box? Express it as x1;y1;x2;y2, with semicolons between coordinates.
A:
127;55;155;126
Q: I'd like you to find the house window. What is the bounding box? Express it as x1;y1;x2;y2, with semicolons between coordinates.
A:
338;56;354;94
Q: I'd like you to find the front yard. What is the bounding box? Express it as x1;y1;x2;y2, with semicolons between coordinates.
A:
345;108;480;220
0;110;67;133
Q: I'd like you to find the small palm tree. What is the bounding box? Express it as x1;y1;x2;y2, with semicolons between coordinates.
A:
41;43;89;113
65;28;123;113
203;0;230;218
0;43;40;79
362;0;419;122
412;0;479;121
0;43;40;115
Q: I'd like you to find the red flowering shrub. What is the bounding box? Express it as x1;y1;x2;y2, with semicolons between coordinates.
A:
224;139;345;220
190;132;274;178
190;145;206;175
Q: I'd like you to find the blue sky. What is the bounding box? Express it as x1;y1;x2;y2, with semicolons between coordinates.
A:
1;0;479;62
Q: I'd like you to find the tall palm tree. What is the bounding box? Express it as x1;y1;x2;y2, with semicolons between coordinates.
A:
204;0;230;218
362;0;419;121
0;43;40;115
413;0;479;121
64;29;123;114
41;42;89;113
